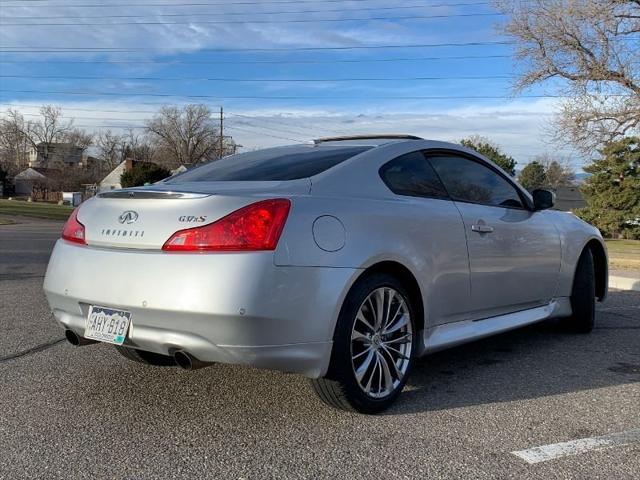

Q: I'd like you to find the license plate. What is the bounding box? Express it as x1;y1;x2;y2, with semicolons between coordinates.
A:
85;306;131;345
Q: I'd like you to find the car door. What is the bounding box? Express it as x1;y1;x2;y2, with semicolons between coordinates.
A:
379;151;472;325
427;152;561;318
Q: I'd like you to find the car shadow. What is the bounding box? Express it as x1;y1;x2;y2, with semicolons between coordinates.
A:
386;290;640;415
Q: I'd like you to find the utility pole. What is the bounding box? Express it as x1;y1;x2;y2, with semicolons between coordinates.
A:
219;106;224;159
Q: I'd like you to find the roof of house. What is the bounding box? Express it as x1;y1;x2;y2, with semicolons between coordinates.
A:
100;159;144;187
14;167;62;181
553;186;586;211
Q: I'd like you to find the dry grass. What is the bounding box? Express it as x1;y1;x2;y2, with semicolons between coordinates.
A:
605;240;640;270
0;199;73;221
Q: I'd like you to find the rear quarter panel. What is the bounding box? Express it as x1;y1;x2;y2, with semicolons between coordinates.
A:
275;193;472;329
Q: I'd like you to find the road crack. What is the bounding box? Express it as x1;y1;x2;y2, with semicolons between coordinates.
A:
0;337;65;363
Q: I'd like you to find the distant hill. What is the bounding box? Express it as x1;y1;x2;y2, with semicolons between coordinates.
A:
574;172;591;185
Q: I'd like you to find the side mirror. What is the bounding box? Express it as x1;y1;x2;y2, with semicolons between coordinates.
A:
532;189;555;211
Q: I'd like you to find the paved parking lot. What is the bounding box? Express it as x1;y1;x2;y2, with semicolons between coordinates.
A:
1;217;639;479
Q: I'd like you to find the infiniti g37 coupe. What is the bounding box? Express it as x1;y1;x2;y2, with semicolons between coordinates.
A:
44;135;608;413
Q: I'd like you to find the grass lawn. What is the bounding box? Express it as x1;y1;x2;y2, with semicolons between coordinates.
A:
605;239;640;271
0;199;73;221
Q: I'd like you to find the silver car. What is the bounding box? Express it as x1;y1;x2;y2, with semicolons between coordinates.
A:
43;135;608;413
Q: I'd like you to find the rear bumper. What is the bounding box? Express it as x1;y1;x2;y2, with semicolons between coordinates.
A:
44;240;360;377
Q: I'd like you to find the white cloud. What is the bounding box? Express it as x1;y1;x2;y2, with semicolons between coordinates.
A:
3;97;585;168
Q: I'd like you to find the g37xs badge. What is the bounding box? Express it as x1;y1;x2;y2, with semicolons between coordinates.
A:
118;210;139;224
178;215;207;223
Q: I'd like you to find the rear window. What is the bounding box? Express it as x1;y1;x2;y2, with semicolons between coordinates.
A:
166;145;372;182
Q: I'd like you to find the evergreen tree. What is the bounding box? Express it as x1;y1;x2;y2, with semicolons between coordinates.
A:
121;162;171;188
518;161;547;191
576;137;640;239
460;136;517;176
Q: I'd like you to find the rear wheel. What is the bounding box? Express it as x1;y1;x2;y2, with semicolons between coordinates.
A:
562;249;596;333
311;273;416;414
114;345;176;367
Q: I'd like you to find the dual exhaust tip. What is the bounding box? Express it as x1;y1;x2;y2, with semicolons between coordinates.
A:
64;330;213;370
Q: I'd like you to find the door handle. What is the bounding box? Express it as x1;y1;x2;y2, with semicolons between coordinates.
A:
471;224;494;233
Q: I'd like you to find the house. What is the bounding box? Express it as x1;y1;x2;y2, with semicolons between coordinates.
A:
13;167;61;196
99;158;141;192
28;142;84;169
553;186;586;211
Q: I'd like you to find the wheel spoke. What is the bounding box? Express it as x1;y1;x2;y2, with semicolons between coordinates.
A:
373;288;385;330
383;333;412;345
383;312;409;335
355;349;375;383
353;345;373;360
382;343;409;360
364;355;379;394
380;347;404;379
382;296;405;332
355;311;375;333
351;328;370;343
378;351;394;392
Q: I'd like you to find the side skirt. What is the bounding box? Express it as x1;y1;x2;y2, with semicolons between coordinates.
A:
420;298;572;355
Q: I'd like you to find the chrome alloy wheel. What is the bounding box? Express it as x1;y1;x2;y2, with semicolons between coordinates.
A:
350;287;413;399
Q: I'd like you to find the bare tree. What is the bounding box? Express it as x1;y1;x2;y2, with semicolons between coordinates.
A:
0;109;31;173
95;130;126;171
123;128;155;163
29;105;74;147
146;104;222;168
65;128;93;151
496;0;640;153
1;106;93;168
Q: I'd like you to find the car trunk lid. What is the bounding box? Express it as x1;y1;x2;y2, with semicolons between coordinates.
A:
79;180;309;250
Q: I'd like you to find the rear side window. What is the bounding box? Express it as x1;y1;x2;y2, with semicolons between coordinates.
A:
379;151;449;199
165;145;372;182
428;155;525;208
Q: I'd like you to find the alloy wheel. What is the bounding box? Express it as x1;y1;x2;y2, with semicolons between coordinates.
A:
350;287;413;399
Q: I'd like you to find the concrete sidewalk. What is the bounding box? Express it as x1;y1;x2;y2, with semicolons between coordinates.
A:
610;269;640;292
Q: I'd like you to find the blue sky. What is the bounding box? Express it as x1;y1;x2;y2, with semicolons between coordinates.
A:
0;0;576;167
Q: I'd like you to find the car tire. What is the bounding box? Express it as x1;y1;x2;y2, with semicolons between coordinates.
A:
311;273;417;414
114;345;176;367
562;249;596;334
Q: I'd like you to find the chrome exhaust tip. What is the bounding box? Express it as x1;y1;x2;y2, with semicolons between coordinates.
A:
173;350;213;370
64;330;98;346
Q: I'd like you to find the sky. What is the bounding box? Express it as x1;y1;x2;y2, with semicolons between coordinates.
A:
0;0;580;169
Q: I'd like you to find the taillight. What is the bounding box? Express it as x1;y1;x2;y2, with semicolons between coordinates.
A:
61;207;86;245
162;198;291;252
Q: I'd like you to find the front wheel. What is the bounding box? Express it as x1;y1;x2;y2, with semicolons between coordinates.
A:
311;273;416;414
561;249;596;333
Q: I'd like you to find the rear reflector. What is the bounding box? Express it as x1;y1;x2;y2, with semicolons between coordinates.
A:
61;207;86;245
162;198;291;252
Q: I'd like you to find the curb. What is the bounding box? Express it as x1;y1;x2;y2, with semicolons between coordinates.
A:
609;275;640;292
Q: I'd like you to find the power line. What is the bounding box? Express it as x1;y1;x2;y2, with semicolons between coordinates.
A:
225;125;305;143
0;54;513;65
0;2;492;19
1;88;603;100
0;40;513;52
226;112;343;135
0;0;488;8
0;73;513;82
227;118;321;138
0;12;501;26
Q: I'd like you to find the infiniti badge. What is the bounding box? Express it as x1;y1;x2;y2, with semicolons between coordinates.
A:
118;210;139;224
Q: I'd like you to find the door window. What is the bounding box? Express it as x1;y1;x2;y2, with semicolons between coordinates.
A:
379;151;449;199
428;155;525;208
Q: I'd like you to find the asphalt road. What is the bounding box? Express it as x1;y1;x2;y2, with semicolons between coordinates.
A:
1;217;639;479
